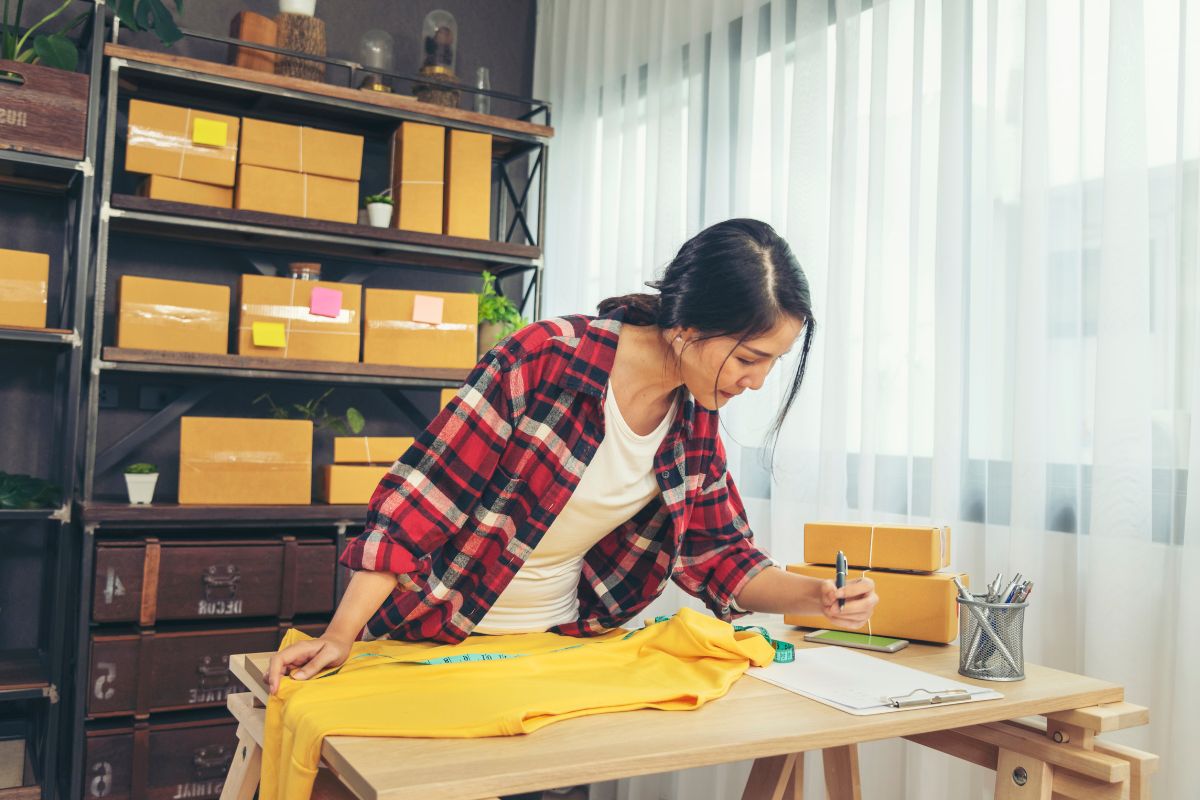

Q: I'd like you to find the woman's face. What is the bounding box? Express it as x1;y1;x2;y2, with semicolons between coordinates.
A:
670;315;806;410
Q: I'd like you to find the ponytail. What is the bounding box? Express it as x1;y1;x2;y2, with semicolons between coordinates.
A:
597;292;661;325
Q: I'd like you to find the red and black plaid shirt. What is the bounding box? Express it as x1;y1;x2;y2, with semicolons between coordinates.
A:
339;307;775;643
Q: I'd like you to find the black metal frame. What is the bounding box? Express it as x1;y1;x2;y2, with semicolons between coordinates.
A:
0;4;105;799
65;21;550;799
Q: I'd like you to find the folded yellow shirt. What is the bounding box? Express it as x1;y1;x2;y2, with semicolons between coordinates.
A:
261;607;777;800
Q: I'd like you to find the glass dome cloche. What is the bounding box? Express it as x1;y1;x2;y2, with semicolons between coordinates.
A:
414;10;461;107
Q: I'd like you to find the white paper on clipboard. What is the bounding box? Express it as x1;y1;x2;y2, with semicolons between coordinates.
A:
746;646;1004;716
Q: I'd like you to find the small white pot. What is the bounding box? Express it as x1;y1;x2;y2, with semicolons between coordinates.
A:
366;202;393;228
278;0;317;15
124;473;158;505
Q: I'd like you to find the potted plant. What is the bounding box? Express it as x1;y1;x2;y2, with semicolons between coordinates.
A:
363;193;394;228
253;388;365;435
123;463;159;505
1;0;184;159
278;0;317;15
0;471;61;509
477;270;526;358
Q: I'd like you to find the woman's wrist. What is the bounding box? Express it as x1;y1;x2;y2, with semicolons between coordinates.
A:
734;567;825;616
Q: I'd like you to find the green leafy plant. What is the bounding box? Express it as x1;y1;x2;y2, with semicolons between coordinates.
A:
123;462;158;474
0;471;61;509
362;193;393;207
1;0;183;72
254;388;365;436
478;270;526;337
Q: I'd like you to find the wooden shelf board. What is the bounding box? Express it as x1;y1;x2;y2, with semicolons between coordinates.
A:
80;501;367;527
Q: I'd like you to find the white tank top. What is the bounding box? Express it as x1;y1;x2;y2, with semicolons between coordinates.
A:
473;383;677;634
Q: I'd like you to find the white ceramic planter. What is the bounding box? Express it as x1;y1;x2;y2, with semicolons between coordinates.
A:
279;0;317;16
124;473;158;505
366;202;393;227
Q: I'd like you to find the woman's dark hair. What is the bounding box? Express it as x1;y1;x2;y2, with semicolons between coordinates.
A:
598;218;815;458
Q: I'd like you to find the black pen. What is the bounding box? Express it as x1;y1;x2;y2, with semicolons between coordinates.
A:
836;550;847;610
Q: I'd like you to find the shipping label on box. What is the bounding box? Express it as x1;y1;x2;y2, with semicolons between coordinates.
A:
362;288;477;369
783;564;967;644
803;521;951;573
391;122;445;234
444;129;492;240
117;275;230;355
125;99;240;187
332;437;415;465
0;248;49;329
179;417;313;505
236;274;361;363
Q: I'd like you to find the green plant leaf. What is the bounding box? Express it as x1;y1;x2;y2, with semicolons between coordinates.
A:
147;0;182;45
345;407;365;435
115;0;135;29
33;32;75;70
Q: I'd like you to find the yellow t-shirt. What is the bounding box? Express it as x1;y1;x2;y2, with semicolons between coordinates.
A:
261;607;776;800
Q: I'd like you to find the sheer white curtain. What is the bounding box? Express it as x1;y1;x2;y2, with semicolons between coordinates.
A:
534;1;1198;798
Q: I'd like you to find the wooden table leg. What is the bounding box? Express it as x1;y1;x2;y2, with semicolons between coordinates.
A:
218;726;262;800
742;752;801;800
822;745;861;800
993;748;1053;799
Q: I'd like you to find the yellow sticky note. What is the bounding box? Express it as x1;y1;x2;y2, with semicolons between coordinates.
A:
252;321;286;348
192;118;228;148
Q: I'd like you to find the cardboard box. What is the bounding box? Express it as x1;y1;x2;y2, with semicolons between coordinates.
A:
0;248;49;329
236;274;361;363
138;174;233;208
362;288;478;369
444;129;491;239
440;388;456;410
179;417;312;505
391;122;445;234
783;564;968;644
235;165;358;224
240;118;364;181
803;522;951;573
117;275;230;355
321;464;390;504
332;437;414;464
125;99;240;187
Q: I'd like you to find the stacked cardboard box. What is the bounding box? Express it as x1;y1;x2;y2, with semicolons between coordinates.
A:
0;248;50;329
784;522;965;644
126;99;240;208
178;417;312;505
116;275;231;354
361;288;477;369
321;436;414;504
236;274;361;363
236;118;363;224
390;123;492;239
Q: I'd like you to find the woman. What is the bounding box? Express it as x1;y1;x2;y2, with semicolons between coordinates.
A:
269;218;878;694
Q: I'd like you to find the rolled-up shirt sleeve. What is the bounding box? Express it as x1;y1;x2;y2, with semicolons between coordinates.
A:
339;351;514;579
671;435;774;621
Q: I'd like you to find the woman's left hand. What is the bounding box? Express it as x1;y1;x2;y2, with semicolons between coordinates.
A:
819;577;878;629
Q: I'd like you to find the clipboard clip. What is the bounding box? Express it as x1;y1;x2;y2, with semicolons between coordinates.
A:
886;688;972;709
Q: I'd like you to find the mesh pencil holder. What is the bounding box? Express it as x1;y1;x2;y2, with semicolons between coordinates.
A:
957;593;1027;681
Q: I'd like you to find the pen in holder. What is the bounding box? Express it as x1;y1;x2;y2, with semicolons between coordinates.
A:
956;592;1027;681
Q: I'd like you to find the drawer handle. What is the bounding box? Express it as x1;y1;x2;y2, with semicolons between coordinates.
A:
192;744;232;779
201;564;241;601
196;655;231;688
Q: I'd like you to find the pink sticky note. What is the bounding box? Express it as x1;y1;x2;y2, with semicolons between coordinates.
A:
309;286;343;318
412;294;444;325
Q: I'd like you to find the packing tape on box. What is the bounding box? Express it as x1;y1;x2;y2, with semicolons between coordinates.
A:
0;278;48;302
241;280;357;358
123;302;225;329
365;320;473;331
128;112;237;180
182;451;309;470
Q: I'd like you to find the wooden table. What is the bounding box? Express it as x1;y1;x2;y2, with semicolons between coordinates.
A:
219;622;1158;800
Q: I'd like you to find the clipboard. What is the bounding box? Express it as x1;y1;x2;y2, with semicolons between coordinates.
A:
746;645;1003;716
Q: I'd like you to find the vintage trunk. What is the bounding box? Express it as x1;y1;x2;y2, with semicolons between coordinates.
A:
91;536;335;624
84;714;237;800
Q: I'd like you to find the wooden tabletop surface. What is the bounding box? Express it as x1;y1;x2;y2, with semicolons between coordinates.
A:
233;616;1122;800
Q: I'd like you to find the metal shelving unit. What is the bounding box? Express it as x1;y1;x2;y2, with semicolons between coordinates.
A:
66;29;551;800
0;3;106;798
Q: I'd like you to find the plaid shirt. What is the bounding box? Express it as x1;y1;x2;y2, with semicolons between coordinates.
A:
340;307;775;643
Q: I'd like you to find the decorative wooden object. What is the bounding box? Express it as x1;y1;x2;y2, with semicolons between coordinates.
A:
0;59;88;159
229;11;278;74
274;12;326;81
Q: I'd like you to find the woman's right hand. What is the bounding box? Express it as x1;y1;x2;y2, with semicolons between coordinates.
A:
267;636;352;695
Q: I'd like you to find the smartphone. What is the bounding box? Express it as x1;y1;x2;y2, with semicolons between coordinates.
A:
803;629;909;653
